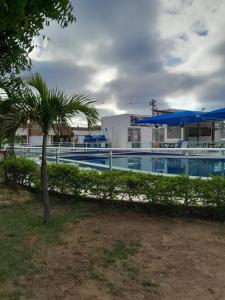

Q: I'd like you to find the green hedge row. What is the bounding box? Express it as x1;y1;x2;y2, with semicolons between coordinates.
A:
0;157;39;187
1;157;225;210
48;164;225;208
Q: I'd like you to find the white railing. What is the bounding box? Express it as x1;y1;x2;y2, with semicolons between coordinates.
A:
10;145;225;178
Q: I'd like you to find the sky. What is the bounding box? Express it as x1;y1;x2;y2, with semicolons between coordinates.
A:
30;0;225;126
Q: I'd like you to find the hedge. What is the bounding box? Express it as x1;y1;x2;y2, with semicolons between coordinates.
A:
48;164;225;209
1;158;225;216
0;157;39;187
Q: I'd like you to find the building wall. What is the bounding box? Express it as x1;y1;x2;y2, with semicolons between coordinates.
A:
140;127;153;147
102;114;153;148
16;128;27;136
29;135;52;146
102;115;129;148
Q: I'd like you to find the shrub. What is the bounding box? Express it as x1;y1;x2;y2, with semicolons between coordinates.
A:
47;163;81;195
2;158;225;218
1;157;39;187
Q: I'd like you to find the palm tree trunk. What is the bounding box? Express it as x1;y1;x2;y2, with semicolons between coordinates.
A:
9;132;16;158
41;133;50;224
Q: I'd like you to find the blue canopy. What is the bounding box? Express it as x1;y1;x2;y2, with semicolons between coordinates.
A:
200;108;225;121
138;110;208;126
84;134;107;142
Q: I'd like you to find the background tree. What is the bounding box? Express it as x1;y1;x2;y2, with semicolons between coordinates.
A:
0;73;99;224
0;0;75;82
0;79;26;156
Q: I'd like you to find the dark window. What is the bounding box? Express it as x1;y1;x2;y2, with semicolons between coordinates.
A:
200;127;211;136
188;127;199;137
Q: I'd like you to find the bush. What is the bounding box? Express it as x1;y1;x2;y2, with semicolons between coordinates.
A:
2;158;225;219
48;163;81;195
1;157;39;187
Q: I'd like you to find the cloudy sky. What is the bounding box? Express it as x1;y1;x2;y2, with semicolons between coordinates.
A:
30;0;225;125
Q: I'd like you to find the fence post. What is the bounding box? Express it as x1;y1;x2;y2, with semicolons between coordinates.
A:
109;150;113;171
56;148;59;164
185;150;189;176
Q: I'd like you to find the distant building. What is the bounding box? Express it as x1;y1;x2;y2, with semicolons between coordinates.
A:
15;122;74;146
101;114;154;148
101;111;225;148
71;126;102;144
154;109;224;146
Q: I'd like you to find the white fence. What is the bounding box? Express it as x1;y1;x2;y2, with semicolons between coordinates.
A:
11;145;225;178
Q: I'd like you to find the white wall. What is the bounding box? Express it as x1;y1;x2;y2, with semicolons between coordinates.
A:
102;115;130;148
102;114;153;148
16;128;27;136
29;136;52;146
140;127;153;147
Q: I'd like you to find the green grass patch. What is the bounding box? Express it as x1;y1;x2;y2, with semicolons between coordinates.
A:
0;194;95;298
101;240;141;268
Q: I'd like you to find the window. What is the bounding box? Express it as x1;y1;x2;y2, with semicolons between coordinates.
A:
188;127;199;137
200;127;211;137
167;126;181;139
128;128;141;142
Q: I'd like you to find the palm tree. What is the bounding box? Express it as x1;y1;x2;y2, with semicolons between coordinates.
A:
0;81;25;156
0;73;99;224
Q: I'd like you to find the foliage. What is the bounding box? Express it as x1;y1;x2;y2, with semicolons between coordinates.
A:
0;73;99;139
3;158;225;217
43;164;225;209
0;72;99;224
0;157;39;187
0;0;75;79
48;163;81;195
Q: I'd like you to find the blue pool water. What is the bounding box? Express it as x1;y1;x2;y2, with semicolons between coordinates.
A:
60;153;225;177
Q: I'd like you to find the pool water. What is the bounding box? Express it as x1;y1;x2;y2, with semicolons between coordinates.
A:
61;154;225;177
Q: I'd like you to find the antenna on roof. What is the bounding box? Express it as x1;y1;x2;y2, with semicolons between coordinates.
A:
150;99;157;116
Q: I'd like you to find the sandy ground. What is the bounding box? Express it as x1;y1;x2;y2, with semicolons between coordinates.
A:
22;212;225;300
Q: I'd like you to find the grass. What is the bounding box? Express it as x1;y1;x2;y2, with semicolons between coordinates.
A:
0;183;145;299
0;190;96;299
101;240;141;268
87;240;142;297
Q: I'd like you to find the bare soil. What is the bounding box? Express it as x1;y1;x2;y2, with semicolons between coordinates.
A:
22;212;225;300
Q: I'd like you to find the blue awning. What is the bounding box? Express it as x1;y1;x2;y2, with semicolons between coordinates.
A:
138;110;208;126
200;108;225;121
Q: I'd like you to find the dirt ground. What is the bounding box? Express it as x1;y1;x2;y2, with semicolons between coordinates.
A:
0;183;32;206
20;212;225;300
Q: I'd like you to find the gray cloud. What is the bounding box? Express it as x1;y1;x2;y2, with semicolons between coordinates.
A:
192;21;208;36
33;60;96;94
30;0;225;120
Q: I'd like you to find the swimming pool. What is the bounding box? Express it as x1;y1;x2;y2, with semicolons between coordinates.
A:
59;153;225;177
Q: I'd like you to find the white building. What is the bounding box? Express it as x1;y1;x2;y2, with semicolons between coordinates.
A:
101;114;154;148
160;122;224;146
15;123;74;146
101;112;225;148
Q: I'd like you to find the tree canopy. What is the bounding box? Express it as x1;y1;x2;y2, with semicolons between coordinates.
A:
0;72;99;223
0;0;75;79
